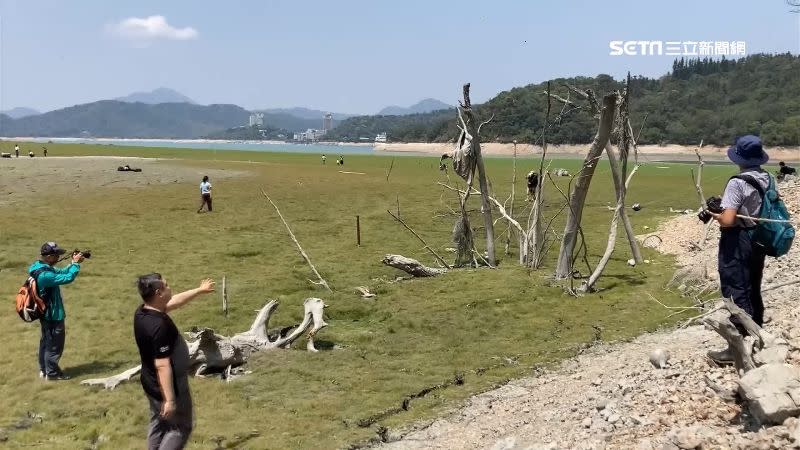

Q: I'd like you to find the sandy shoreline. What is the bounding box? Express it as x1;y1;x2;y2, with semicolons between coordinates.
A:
375;142;800;162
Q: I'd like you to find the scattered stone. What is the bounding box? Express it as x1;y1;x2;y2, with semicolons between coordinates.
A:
649;349;671;369
739;363;800;425
670;428;702;449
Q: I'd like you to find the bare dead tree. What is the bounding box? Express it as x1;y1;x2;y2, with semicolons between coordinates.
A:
460;83;496;266
505;140;518;256
614;75;643;263
555;93;618;279
580;160;640;292
525;81;552;268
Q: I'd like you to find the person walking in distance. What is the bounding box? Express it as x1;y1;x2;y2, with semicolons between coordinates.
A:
197;176;212;213
29;242;85;380
134;274;215;449
15;144;19;158
321;154;327;165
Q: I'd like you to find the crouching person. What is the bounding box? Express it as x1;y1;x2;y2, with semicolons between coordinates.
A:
134;274;215;450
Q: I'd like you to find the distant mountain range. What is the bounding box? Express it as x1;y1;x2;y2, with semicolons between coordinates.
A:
0;107;40;119
0;101;249;138
0;89;458;139
115;87;195;104
377;98;452;116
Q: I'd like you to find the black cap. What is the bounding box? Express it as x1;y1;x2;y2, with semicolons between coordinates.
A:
41;242;66;256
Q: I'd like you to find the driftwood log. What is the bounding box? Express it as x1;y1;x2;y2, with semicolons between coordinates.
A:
382;254;447;277
82;298;328;389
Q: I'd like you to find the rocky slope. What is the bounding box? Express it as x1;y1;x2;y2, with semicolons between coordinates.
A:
376;178;800;450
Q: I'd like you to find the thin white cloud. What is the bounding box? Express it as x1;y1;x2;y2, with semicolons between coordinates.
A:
107;15;198;43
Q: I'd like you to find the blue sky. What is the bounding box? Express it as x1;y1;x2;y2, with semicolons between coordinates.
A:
1;0;797;114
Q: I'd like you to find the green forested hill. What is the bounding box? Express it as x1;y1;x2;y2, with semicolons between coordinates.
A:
327;53;800;146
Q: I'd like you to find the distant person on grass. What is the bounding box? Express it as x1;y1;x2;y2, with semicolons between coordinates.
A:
29;242;85;380
15;144;19;158
778;161;796;181
43;146;48;157
134;274;215;450
197;176;212;213
322;154;326;165
698;135;775;364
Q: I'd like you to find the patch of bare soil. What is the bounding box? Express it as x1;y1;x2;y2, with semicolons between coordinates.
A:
0;156;246;207
375;178;800;450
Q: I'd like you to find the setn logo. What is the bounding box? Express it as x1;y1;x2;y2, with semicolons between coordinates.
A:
609;40;746;57
609;41;663;56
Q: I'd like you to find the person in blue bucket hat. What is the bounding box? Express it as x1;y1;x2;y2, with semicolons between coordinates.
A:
698;135;778;364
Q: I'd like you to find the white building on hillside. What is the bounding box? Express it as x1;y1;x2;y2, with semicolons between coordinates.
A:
249;113;264;127
294;128;327;142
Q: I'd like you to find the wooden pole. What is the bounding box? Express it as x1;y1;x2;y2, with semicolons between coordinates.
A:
222;275;228;317
356;215;361;246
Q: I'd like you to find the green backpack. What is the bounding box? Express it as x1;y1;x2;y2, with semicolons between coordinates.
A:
734;174;795;257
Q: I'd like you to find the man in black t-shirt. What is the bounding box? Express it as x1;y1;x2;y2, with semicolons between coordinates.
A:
134;273;214;450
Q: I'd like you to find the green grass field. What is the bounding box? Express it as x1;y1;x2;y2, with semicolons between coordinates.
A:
0;142;744;449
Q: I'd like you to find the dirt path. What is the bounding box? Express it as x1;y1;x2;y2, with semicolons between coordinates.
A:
0;156;246;207
376;179;800;450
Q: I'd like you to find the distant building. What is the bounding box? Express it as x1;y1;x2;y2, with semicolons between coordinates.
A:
293;128;327;142
249;112;264;127
375;132;387;143
323;113;333;132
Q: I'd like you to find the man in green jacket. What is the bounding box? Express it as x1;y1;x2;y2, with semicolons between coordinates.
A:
29;242;85;380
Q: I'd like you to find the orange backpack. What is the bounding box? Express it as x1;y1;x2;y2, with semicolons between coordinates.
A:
15;267;51;322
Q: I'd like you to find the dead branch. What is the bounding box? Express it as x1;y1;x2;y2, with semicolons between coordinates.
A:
762;278;800;293
382;254;447;277
387;209;451;269
605;142;642;263
477;114;495;134
692;140;707;208
355;286;376;299
386;157;395;182
261;189;332;291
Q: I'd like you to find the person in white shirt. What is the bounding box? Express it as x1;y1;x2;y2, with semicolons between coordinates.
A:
197;176;213;213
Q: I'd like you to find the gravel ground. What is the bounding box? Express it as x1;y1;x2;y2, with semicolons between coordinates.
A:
0;156;246;207
376;178;800;450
